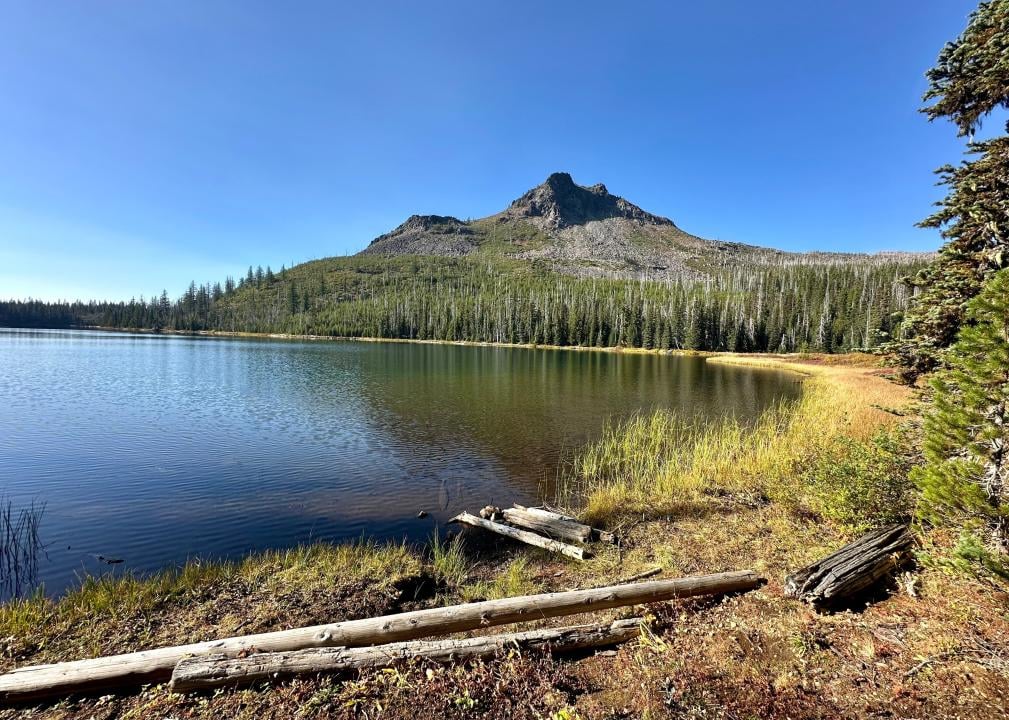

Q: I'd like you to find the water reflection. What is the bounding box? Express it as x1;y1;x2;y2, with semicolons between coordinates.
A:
0;329;800;595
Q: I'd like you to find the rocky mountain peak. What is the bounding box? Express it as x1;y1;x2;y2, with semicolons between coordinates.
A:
506;172;673;229
361;214;475;256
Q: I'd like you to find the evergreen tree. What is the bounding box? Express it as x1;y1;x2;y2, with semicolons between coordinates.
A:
895;0;1009;381
914;269;1009;552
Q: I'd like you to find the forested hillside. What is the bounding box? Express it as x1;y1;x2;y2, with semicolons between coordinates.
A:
1;252;927;353
1;171;934;352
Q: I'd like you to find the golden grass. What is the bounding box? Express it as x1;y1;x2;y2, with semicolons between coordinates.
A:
567;353;912;524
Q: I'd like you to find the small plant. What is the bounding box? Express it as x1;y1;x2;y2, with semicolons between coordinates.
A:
936;532;1009;583
452;688;478;710
430;532;468;587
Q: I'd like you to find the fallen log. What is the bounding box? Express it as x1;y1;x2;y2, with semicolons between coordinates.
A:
500;507;592;545
784;524;914;608
451;512;589;560
514;505;616;544
171;618;642;692
0;570;761;703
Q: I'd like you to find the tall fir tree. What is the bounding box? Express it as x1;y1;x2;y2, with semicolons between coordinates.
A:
914;269;1009;552
895;0;1009;381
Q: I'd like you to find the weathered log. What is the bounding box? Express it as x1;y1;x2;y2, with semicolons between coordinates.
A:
171;618;642;692
0;570;761;703
784;524;914;607
501;507;592;544
513;505;616;544
450;512;589;560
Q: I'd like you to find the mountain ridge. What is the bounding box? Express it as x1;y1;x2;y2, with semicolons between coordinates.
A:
359;173;922;280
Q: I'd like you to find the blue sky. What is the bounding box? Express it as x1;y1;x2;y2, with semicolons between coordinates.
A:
0;1;985;301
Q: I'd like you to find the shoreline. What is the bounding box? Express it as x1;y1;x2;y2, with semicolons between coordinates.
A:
6;352;997;720
68;325;876;376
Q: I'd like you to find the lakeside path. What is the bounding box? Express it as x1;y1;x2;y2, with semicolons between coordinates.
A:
2;353;1006;719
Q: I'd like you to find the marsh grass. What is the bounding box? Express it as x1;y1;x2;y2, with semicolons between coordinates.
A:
430;533;469;587
562;356;913;526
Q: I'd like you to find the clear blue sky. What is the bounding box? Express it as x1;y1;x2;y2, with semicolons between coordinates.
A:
0;1;984;301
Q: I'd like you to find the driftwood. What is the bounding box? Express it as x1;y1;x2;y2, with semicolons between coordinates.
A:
784;524;914;607
501;507;592;544
0;570;761;703
171;618;642;692
514;505;616;544
450;512;589;560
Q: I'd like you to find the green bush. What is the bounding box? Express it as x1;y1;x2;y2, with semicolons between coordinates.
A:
807;424;919;528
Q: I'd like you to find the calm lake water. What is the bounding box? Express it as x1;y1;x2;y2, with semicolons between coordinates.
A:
0;329;800;596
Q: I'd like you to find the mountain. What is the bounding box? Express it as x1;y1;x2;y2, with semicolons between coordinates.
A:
359;172;901;280
1;172;933;354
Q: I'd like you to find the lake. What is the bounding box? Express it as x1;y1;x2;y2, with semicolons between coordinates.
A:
0;329;800;596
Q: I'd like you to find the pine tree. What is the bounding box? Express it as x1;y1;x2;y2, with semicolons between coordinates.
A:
895;0;1009;381
914;269;1009;552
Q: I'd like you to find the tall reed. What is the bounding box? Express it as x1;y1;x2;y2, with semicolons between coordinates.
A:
0;496;46;599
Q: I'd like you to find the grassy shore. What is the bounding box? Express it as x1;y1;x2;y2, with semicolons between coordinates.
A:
2;353;1007;719
567;353;914;526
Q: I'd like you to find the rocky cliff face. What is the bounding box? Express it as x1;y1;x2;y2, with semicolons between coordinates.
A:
361;215;476;257
501;172;675;230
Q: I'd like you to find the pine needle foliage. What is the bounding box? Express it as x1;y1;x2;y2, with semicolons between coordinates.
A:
913;269;1009;552
895;0;1009;380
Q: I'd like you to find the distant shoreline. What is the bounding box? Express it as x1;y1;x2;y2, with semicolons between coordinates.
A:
76;324;715;355
11;324;872;376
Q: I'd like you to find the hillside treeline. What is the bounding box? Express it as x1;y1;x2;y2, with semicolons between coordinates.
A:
0;255;927;353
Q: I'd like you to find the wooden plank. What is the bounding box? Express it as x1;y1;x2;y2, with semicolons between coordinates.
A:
171;619;643;692
784;524;914;607
451;512;589;560
0;570;761;703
